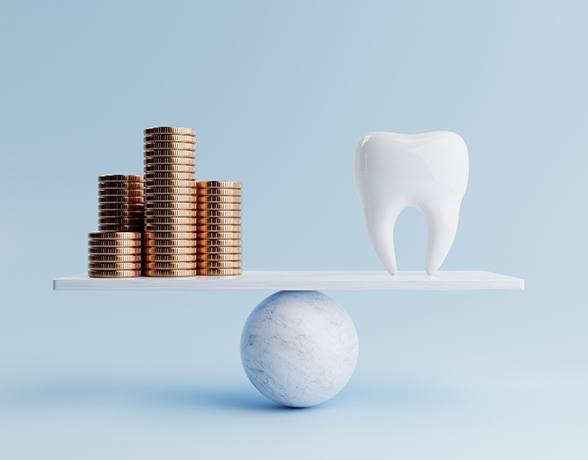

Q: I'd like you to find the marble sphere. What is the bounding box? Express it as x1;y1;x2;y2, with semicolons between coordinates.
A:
240;290;359;407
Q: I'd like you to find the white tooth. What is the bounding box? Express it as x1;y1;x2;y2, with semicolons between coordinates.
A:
355;131;469;275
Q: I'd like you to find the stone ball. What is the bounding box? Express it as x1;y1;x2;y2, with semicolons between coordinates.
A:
240;290;359;407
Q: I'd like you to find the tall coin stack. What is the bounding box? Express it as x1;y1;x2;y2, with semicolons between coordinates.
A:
88;175;144;278
143;126;197;277
196;181;242;276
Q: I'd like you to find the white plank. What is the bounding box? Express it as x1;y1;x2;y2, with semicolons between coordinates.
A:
53;270;524;291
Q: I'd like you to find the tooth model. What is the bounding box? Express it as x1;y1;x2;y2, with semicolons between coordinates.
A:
355;131;469;275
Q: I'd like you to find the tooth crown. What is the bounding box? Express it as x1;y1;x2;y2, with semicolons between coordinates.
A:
356;131;469;275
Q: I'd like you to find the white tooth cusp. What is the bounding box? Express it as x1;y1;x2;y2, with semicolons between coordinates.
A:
355;131;469;275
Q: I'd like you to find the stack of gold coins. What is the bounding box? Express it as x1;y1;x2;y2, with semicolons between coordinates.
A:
88;232;142;278
98;175;144;232
195;181;242;276
143;126;197;277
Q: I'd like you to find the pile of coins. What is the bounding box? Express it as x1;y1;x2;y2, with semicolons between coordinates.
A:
143;126;197;277
88;232;142;278
88;175;144;278
196;181;242;276
98;175;144;232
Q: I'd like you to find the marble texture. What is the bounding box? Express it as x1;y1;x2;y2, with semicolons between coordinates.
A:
240;290;359;407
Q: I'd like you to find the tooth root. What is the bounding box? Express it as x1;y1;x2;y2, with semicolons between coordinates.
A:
420;199;460;275
365;205;403;275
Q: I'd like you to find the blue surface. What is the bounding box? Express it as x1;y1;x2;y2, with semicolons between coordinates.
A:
1;0;587;458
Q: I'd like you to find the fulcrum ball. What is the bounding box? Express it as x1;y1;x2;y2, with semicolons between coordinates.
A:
240;290;359;407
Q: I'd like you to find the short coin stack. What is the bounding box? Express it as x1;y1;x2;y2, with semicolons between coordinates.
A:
88;231;142;278
88;175;144;278
97;175;144;232
196;181;242;276
143;126;197;277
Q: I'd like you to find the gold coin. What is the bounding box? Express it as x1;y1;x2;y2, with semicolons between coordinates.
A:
97;217;143;223
89;231;141;239
196;188;241;196
145;209;196;219
98;183;144;190
143;239;196;248
145;224;197;232
144;150;196;160
98;176;143;183
89;240;142;248
144;269;197;277
143;254;197;263
145;196;195;204
98;222;143;228
98;205;143;211
99;174;143;182
98;188;144;196
99;216;144;224
98;196;144;204
98;202;144;210
143;246;196;255
144;179;194;188
145;209;197;218
97;222;143;228
197;245;241;254
144;151;195;159
144;134;195;143
144;127;195;136
195;216;240;225
144;261;195;270
98;224;143;231
144;142;195;151
97;216;143;224
196;209;241;218
144;157;195;166
196;195;240;203
88;254;142;262
197;231;241;240
196;224;240;232
196;253;241;262
144;164;195;173
145;198;195;206
196;202;241;211
196;268;242;276
90;232;142;242
196;181;241;189
144;231;196;240
145;188;195;195
145;216;196;225
196;260;241;269
99;205;143;212
88;262;142;270
145;186;195;194
144;201;194;209
88;246;142;255
98;212;143;219
196;239;241;247
144;171;194;181
89;269;141;278
98;224;143;232
99;210;144;218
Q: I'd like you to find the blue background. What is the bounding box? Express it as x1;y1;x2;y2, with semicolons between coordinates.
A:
1;0;587;458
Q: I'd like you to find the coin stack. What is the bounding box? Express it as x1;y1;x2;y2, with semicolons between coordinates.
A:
88;175;144;278
143;126;197;277
196;181;242;276
88;232;142;278
97;175;144;232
